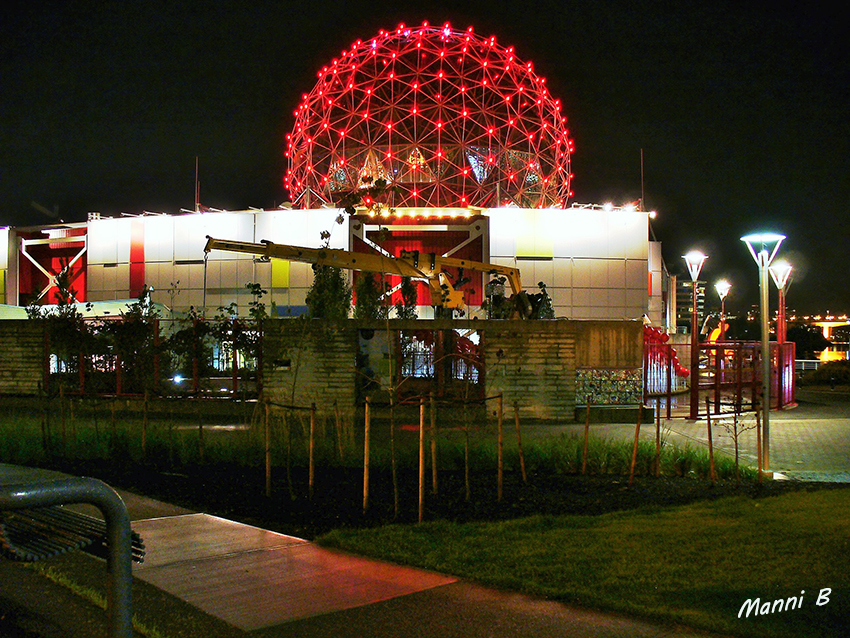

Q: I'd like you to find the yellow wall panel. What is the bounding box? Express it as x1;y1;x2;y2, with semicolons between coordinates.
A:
272;259;290;288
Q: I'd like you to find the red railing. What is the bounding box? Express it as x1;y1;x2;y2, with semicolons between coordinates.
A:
644;336;796;417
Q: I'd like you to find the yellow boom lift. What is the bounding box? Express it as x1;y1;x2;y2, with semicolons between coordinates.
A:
203;236;531;316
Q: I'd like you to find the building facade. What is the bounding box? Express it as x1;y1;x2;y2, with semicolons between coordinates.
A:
2;203;667;325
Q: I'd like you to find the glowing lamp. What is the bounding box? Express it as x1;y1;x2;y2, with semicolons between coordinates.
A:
768;260;792;290
683;249;707;419
683;250;707;283
741;231;785;473
714;279;731;303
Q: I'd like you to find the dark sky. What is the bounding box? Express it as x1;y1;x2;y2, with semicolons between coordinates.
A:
2;1;847;314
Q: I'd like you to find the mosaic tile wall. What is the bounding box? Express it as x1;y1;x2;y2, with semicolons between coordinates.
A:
575;368;643;405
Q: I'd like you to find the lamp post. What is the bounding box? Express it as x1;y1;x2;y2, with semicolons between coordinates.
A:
714;279;731;339
769;260;792;344
741;233;785;472
684;251;708;420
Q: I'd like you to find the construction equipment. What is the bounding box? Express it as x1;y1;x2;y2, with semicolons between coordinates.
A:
203;236;531;316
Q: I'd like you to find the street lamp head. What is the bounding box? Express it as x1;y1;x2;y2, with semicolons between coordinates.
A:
769;260;792;291
715;279;731;301
741;232;785;268
683;250;708;282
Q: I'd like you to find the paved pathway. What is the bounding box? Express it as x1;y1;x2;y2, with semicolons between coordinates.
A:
520;387;850;482
1;463;722;637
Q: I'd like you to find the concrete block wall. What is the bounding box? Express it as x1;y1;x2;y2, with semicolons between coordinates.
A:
483;320;577;421
261;318;643;423
0;320;45;395
262;320;358;414
0;317;643;421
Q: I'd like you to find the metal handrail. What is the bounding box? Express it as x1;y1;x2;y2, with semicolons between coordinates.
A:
0;478;133;638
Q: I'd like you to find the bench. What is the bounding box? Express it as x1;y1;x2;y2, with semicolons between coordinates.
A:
0;504;145;563
0;476;143;638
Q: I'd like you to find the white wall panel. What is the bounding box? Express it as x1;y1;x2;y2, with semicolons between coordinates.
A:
552;258;572;288
487;209;517;257
530;260;554;288
608;261;627;288
568;214;607;258
219;260;237;289
87;265;104;292
174;212;254;261
626;260;649;290
606;289;627;309
255;209;343;247
572;260;591;287
256;208;349;248
187;264;206;291
572;288;591;308
88;218;131;264
589;260;608;288
253;261;272;288
0;228;8;270
236;259;255;286
289;263;310;289
144;216;174;262
626;288;648;311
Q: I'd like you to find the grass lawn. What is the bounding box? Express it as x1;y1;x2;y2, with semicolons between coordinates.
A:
320;487;850;638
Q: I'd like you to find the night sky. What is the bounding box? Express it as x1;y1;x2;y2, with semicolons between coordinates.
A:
2;1;847;314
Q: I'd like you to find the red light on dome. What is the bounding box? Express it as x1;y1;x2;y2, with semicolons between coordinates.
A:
285;22;572;208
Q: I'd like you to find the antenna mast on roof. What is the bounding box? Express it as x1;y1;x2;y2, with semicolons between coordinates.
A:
194;156;201;213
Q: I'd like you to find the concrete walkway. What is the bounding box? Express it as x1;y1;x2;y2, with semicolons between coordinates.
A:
521;387;850;483
1;463;723;637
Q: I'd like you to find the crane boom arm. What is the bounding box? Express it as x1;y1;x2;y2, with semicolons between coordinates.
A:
203;236;525;310
203;237;427;279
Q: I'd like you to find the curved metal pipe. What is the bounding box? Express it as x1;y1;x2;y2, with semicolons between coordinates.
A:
0;477;133;638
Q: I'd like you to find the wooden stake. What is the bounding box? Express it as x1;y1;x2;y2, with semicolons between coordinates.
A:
142;391;149;458
582;399;591;475
363;396;371;514
654;400;661;478
733;413;741;485
334;401;343;461
756;409;763;484
309;402;316;500
285;410;294;500
60;385;67;455
40;386;48;452
513;401;527;483
419;396;425;523
706;397;716;483
390;393;398;517
629;406;643;487
197;400;204;462
430;392;438;495
463;403;471;502
264;399;271;498
497;393;504;502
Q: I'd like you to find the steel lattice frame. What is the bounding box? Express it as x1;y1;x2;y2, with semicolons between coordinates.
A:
285;22;574;210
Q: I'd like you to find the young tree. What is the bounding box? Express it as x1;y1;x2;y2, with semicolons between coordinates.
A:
306;264;351;320
353;273;389;320
28;266;94;393
102;285;161;395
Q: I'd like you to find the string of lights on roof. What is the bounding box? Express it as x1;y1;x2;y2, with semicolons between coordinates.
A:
285;21;573;210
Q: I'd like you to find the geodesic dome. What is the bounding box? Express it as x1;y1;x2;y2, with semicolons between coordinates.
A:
285;22;574;209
